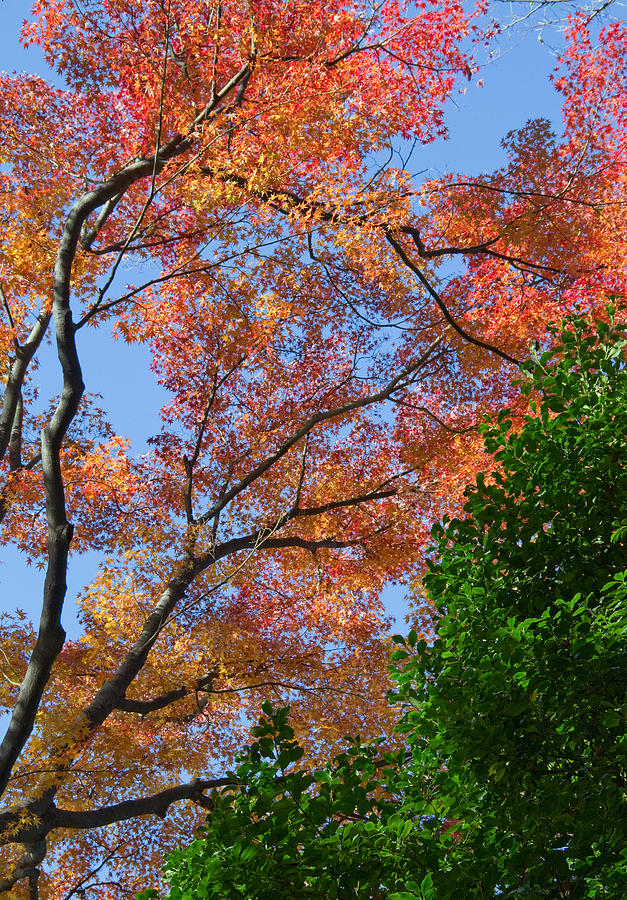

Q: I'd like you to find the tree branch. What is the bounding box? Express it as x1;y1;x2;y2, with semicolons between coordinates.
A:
118;675;366;719
0;307;51;462
117;671;217;715
0;58;254;805
389;398;480;434
384;231;522;366
199;166;571;284
399;222;570;277
52;777;234;830
198;335;444;526
0;840;46;893
80;192;124;251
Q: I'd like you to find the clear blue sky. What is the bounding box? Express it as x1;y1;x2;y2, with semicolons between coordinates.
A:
0;1;621;634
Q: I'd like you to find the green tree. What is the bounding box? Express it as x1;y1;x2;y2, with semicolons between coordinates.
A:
140;312;627;898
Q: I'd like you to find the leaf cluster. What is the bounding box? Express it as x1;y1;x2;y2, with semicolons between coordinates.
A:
145;309;626;897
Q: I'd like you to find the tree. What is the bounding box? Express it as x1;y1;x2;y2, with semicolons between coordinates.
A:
0;0;624;894
149;312;627;898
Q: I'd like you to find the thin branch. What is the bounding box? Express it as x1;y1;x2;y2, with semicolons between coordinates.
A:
198;335;444;526
389;398;480;434
294;433;309;509
428;179;611;211
183;358;246;525
80;192;124;251
209;2;222;105
117;669;370;718
86;13;173;316
59;845;124;900
200;166;571;294
0;306;51;462
384;231;522;366
324;1;382;67
0;284;17;335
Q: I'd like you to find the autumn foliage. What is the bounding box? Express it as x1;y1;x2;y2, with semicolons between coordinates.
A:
0;0;624;895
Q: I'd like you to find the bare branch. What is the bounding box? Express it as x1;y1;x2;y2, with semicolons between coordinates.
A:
59;845;124;900
0;284;17;335
183;358;246;525
117;668;370;718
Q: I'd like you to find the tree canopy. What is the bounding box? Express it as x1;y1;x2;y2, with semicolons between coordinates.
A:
0;0;625;894
148;312;627;898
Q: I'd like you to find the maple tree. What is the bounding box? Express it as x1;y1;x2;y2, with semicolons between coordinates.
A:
0;0;624;895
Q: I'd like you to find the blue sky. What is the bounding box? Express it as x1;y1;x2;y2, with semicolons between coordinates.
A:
0;1;621;634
